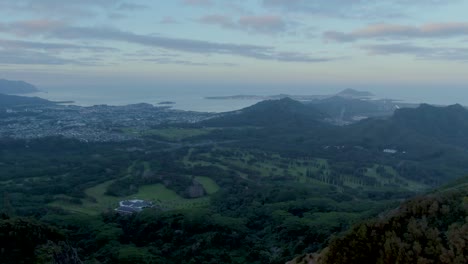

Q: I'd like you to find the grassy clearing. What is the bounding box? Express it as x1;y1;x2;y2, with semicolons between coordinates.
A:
49;180;119;215
185;147;427;192
365;165;429;192
0;180;13;185
220;153;328;180
143;162;151;172
49;181;210;216
186;147;333;182
123;127;213;141
134;184;182;200
183;149;232;175
195;176;220;194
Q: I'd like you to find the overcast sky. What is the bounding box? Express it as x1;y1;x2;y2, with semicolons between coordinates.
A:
1;0;468;91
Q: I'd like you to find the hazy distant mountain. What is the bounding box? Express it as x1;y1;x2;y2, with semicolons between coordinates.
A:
308;96;402;124
0;93;53;107
336;88;374;98
206;89;375;101
203;97;328;127
393;103;468;138
203;99;468;169
0;79;39;94
206;99;468;146
348;103;468;148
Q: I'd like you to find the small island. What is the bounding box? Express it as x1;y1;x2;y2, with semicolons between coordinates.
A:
205;89;375;101
336;88;374;99
158;101;176;105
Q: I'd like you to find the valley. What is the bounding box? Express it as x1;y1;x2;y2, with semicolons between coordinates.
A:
1;94;468;263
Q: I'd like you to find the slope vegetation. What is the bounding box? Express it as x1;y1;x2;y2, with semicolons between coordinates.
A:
289;177;468;264
202;97;328;128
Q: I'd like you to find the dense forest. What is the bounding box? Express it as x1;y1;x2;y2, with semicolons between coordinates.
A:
289;177;468;264
1;136;405;263
1;98;468;263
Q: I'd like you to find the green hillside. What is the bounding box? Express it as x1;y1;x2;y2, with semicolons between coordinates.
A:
203;97;328;128
291;177;468;264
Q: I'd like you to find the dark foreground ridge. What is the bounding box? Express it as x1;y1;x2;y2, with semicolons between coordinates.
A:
289;176;468;264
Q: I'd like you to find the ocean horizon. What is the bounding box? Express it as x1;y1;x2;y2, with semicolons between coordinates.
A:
25;85;468;113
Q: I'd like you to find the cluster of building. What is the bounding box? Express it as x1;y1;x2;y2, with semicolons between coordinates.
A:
115;199;153;214
0;103;214;142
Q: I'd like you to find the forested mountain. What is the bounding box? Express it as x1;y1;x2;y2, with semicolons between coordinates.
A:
308;96;400;124
202;97;328;128
1;96;468;263
335;88;374;99
204;98;468;152
393;104;468;146
3;0;468;262
0;93;54;108
199;100;468;186
0;79;39;94
0;215;82;264
347;103;468;148
289;176;468;264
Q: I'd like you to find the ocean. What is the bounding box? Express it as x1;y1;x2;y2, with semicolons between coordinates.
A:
26;85;468;113
28;86;264;113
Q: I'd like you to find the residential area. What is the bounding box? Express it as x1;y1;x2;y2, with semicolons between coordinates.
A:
0;103;215;142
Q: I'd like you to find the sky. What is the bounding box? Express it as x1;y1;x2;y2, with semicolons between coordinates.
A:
1;0;468;95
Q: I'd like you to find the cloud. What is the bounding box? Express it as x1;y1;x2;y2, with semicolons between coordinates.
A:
263;0;381;18
0;49;76;65
160;17;179;24
362;43;468;62
0;0;145;19
1;20;66;37
262;0;459;19
199;14;287;34
325;22;468;42
270;51;340;63
0;38;113;66
108;13;128;20
182;0;213;7
143;57;237;67
263;0;360;12
239;15;286;33
49;26;271;55
116;3;147;11
199;15;237;29
0;39;117;52
1;22;332;63
0;18;338;64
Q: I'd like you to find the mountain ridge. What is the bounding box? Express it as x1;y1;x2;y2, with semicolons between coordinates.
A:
336;88;374;98
0;93;54;108
202;97;328;128
0;79;39;94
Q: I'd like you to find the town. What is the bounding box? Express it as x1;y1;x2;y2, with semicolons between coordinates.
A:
0;103;215;142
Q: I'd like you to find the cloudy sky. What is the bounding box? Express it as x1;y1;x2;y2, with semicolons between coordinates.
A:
1;0;468;93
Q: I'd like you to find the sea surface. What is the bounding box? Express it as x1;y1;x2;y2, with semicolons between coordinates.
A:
26;85;468;113
28;86;265;113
